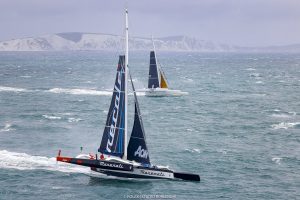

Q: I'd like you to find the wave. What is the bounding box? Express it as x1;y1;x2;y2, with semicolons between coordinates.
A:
48;88;112;96
245;68;256;71
0;150;90;174
20;75;32;78
269;110;296;119
0;123;16;132
255;81;264;84
67;117;83;123
184;148;200;153
249;73;262;78
42;114;82;123
272;157;282;164
1;86;145;97
42;114;62;120
271;113;296;118
0;86;28;92
271;122;300;130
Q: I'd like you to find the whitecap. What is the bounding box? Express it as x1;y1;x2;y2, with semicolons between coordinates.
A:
255;81;264;84
0;123;15;132
185;148;200;153
67;117;82;123
245;68;256;71
61;113;73;116
0;150;90;174
271;122;300;130
271;114;291;118
271;112;296;118
42;115;62;120
48;88;112;96
193;149;201;153
20;75;32;78
0;86;28;92
249;73;261;78
272;157;282;164
217;149;227;154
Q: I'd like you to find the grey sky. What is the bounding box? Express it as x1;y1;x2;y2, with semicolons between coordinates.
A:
0;0;299;46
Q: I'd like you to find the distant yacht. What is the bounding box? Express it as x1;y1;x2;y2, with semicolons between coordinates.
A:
142;38;188;97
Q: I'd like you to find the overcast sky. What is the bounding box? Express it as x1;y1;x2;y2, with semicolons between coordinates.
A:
0;0;299;46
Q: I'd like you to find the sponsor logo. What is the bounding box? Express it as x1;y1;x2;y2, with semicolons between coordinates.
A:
141;170;165;177
106;67;123;152
99;161;124;169
134;146;148;159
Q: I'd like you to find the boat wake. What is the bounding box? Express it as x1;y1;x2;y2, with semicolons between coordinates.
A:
48;88;112;96
0;150;90;174
0;86;146;97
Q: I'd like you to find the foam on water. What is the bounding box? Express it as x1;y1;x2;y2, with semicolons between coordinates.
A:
185;148;201;153
255;81;264;84
0;150;90;174
245;68;256;71
42;115;62;120
48;88;112;96
0;86;28;92
20;75;32;78
67;117;83;123
269;110;296;118
42;114;82;123
271;157;282;164
0;123;16;132
271;122;300;130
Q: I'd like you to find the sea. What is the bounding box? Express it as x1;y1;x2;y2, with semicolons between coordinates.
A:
0;51;299;200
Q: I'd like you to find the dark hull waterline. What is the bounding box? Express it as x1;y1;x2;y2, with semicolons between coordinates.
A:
57;156;200;182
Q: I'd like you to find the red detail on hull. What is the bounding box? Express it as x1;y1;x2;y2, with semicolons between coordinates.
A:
56;156;71;163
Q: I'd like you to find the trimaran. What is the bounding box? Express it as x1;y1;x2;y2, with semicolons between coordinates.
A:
56;9;200;182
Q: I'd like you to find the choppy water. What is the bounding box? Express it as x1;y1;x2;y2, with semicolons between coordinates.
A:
0;51;299;200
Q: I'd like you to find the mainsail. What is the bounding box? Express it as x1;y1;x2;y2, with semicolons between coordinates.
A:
99;56;126;157
148;51;160;89
127;70;151;165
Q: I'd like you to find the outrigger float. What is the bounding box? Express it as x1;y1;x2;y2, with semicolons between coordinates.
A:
56;9;200;182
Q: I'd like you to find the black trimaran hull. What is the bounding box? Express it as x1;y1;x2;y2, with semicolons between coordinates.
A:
57;156;200;181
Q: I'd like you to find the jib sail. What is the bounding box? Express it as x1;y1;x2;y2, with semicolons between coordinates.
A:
127;70;151;165
99;55;126;157
148;51;160;89
160;72;168;88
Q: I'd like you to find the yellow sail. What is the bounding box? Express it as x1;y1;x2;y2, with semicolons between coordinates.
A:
160;73;168;88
